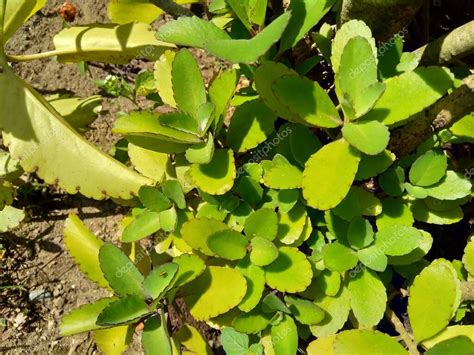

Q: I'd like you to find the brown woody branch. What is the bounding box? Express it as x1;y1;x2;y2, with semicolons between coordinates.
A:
388;74;474;157
461;281;474;302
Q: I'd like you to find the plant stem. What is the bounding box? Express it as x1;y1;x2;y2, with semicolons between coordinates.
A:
149;0;194;18
389;74;474;157
385;308;420;355
461;281;474;301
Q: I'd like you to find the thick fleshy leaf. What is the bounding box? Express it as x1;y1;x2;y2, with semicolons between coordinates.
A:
53;23;173;64
227;99;276;153
236;257;266;312
410;199;464;225
232;306;273;334
161;180;186;209
93;325;134;355
425;336;474;355
154;50;176;107
205;12;291;64
342;121;390;155
190;149;236;195
63;214;108;288
450;113;474;140
347;217;374;250
423;170;472;201
463;238;474;276
331;20;376;74
332;186;382;221
357;246;388;272
408;259;461;342
409;150;448;187
176;323;213;355
323;242;358;272
139;186;171;212
143;263;179;300
99;243;146;297
250;237;279;267
47;95;102;132
183;266;247;320
333;330;408;355
314;270;341;297
285;296;325;325
97;294;151;326
374;225;423;256
209;69;239;131
271;315;298;355
185;135;215;164
221;327;250;355
376;197;414;230
60;298;116;336
277;203;307;245
264;247;313;293
159;112;199;135
388;230;433;265
170;254;206;289
181;218;228;256
310;287;351;337
303;139;360;210
122;211;161;243
421;326;474;349
4;0;46;40
0;71;151;200
156;16;230;48
128;143;171;181
244;208;278;241
379;166;405;197
348;269;387;328
172;49;207;117
289;124;322;166
307;335;336;355
159;207;178;232
361;67;453;127
263;157;302;190
273;75;342;128
355;150;395;180
208;229;248;260
142;314;173;355
0;206;25;232
280;0;336;52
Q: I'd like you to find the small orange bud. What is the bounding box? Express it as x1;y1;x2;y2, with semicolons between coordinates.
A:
59;1;77;22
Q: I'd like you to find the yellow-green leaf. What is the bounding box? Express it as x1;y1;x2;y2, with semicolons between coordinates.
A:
4;0;46;41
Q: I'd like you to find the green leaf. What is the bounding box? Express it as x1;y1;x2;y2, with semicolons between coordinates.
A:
205;12;292;64
271;315;298;355
463;238;474;276
279;0;336;53
254;61;301;122
221;327;250;355
388;230;433;265
4;0;46;41
361;67;453;127
99;243;146;297
128;142;171;181
0;206;25;232
408;259;461;342
264;247;313;293
348;269;387;328
423;170;472;201
307;335;336;355
410;200;464;225
379;166;405;197
342;121;390;155
285;296;325;325
303;139;361;210
374;225;423;256
357;246;388;272
244;208;278;241
47;95;102;132
60;298;116;336
332;186;382;221
93;325;134;355
289;123;322;167
156;16;230;48
314;270;341;297
376;197;414;230
323;242;358;272
208;229;248;260
143;263;179;300
53;23;173;64
154;50;177;108
250;237;279;266
185;134;215;165
159;207;178;232
63;214;109;288
277;203;307;245
227;99;277;153
0;71;152;200
347;216;374;250
161;180;186;209
409;150;448;187
181;218;228;256
172;49;207;117
450;113;474;140
159;112;199;135
355;150;395;181
209;69;239;131
183;266;247;320
422;326;474;349
262;293;291;314
190;149;236;195
426;336;474;355
142;314;173;355
122;211;161;243
139;186;171;212
236;257;266;312
333;329;408;355
97;294;151;326
331;20;377;75
171;254;206;289
232;305;273;334
273;75;342;128
263;158;302;190
176;324;213;355
310;287;351;337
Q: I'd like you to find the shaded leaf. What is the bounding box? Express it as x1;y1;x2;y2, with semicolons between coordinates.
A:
122;211;161;243
409;150;447;187
342;121;390;155
97;294;151;326
208;229;248;260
